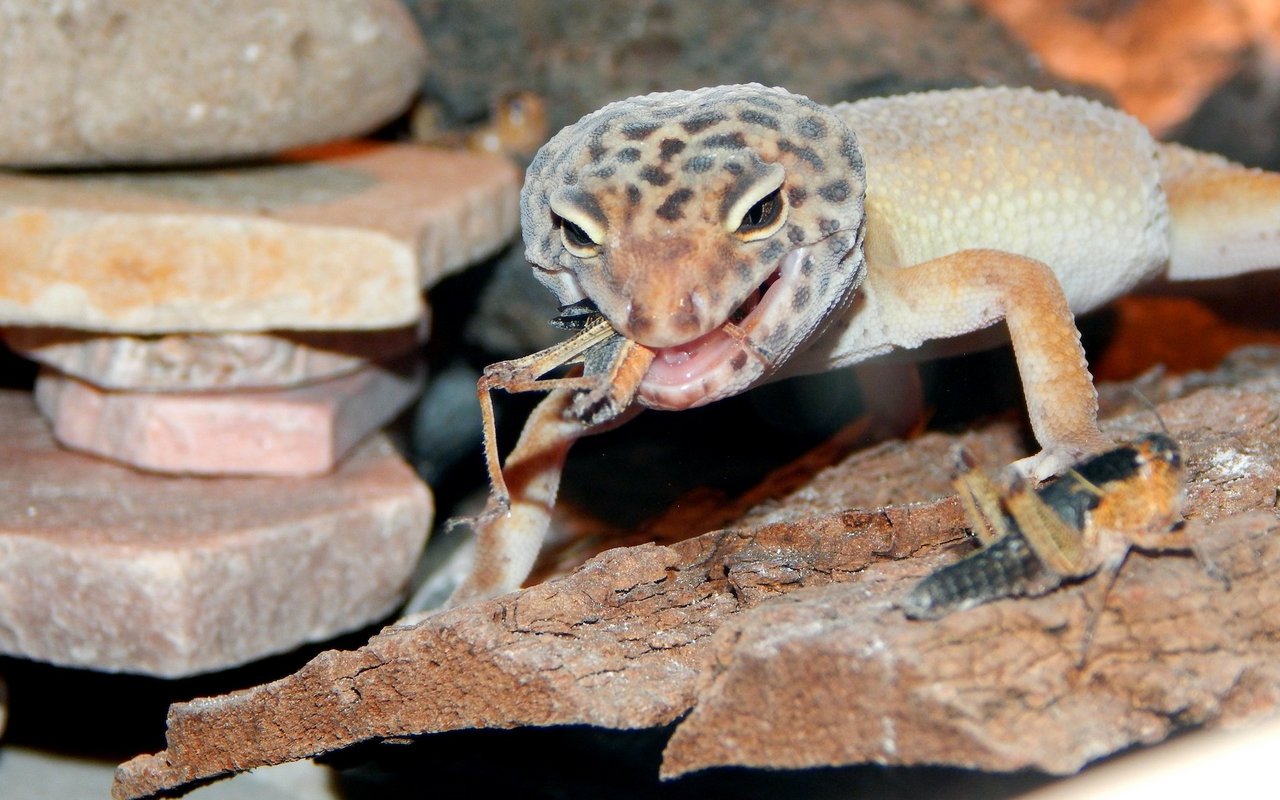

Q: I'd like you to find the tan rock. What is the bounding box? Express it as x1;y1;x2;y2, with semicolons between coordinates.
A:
110;348;1280;799
0;142;520;332
0;0;427;167
34;359;423;476
0;390;431;677
3;324;424;391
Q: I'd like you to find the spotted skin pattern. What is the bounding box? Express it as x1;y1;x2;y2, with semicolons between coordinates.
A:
451;84;1280;607
522;85;867;411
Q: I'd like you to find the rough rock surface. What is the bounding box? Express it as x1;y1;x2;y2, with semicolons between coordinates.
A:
408;0;1086;142
0;0;426;167
0;142;520;333
33;359;423;476
3;325;424;391
114;347;1280;798
0;390;432;676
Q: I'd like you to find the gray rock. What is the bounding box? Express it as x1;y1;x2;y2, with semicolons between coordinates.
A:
0;0;427;166
409;360;484;485
409;0;1088;135
1171;47;1280;171
465;244;564;356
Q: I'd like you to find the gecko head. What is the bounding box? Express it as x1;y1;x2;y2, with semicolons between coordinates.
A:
521;84;868;410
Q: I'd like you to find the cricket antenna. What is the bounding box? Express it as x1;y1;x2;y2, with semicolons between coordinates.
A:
1130;389;1170;436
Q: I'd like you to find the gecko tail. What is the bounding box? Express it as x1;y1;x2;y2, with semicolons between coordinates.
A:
1159;142;1280;281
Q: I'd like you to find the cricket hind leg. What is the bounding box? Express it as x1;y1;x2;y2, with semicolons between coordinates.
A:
454;324;654;606
475;320;617;509
451;388;643;607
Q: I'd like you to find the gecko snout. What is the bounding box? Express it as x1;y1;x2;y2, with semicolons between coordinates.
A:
624;289;716;347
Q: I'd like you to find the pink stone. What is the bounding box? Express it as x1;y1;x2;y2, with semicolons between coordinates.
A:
34;359;423;476
0;389;432;676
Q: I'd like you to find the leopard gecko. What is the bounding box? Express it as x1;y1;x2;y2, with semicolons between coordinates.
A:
451;84;1280;605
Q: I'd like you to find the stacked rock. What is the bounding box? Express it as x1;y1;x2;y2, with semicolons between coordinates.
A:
0;1;521;676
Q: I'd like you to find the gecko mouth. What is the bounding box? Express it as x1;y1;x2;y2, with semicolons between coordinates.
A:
639;249;805;409
728;267;781;323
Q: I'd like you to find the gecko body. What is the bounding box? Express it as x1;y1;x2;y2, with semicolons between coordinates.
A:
454;84;1280;605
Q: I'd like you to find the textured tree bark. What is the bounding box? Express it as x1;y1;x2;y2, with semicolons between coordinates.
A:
115;347;1280;800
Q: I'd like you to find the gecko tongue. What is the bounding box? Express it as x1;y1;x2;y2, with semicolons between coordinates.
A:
641;264;782;388
645;328;739;386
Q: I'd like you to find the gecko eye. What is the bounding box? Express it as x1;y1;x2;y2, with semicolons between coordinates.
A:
735;187;786;241
554;214;602;258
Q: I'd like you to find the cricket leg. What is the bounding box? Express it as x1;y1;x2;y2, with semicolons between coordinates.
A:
1001;474;1091;576
454;335;654;606
476;318;618;506
952;450;1014;546
870;249;1110;480
451;389;642;606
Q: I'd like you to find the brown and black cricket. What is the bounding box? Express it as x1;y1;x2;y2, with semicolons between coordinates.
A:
476;300;654;510
903;433;1186;620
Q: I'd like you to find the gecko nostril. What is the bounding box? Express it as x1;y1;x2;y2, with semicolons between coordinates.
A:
673;292;707;333
626;303;653;337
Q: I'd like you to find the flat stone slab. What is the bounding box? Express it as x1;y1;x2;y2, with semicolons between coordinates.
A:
113;347;1280;798
34;359;423;476
0;390;432;676
3;324;423;391
0;142;520;333
0;0;426;167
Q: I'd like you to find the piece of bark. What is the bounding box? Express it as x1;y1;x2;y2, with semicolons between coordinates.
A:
662;510;1280;776
0;142;519;333
112;348;1280;799
0;390;432;676
33;358;423;476
113;502;969;798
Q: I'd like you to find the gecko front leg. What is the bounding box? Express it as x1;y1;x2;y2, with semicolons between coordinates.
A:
453;321;653;606
869;248;1111;479
451;389;637;605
